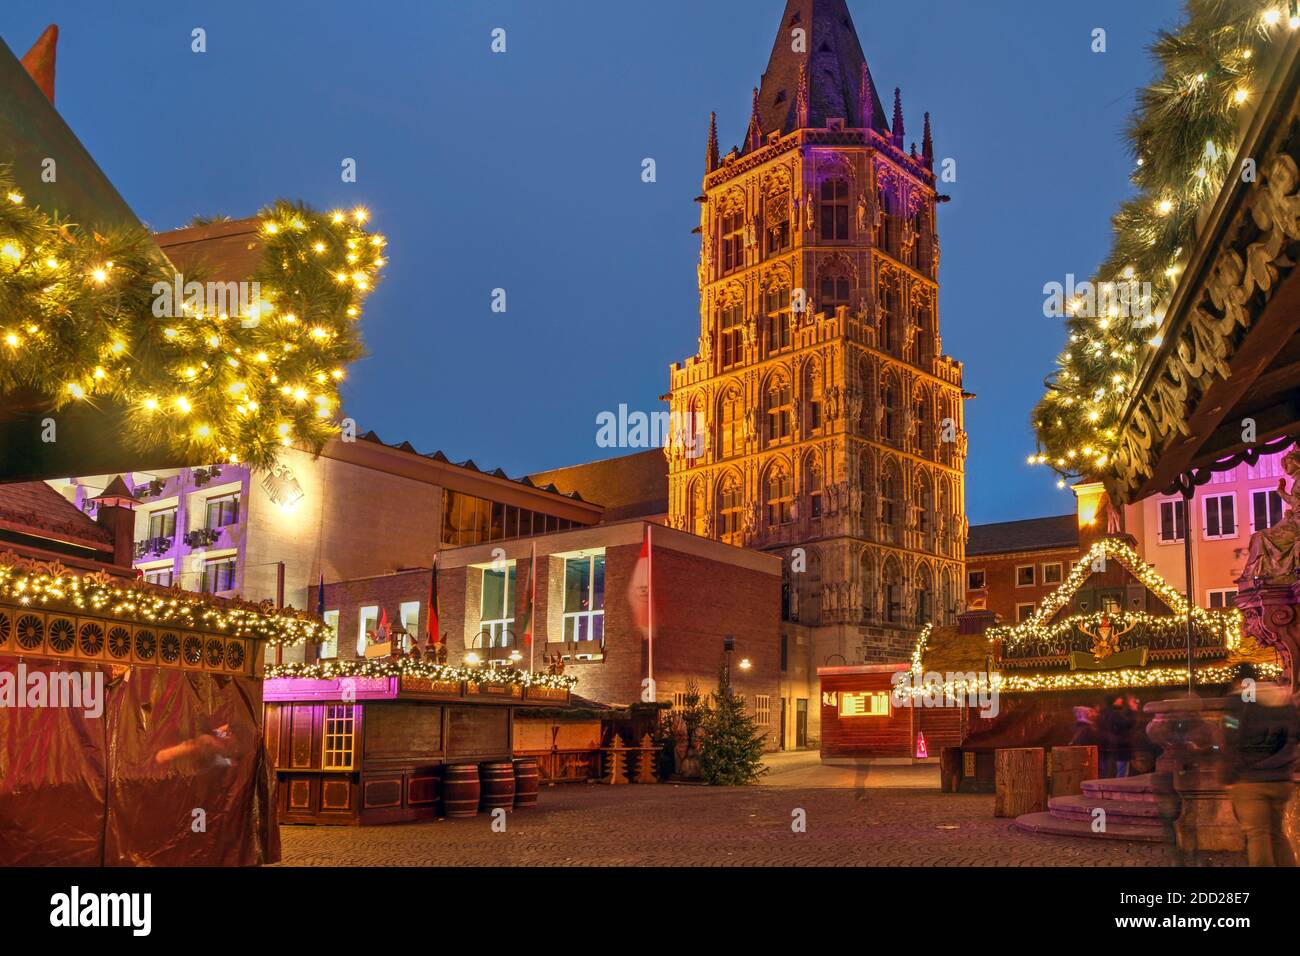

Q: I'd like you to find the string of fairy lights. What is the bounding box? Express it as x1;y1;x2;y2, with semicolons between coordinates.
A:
0;557;330;645
265;656;579;689
1031;2;1299;484
897;538;1275;694
0;174;382;469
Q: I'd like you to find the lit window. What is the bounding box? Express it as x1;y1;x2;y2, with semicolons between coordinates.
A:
322;705;356;770
839;691;890;717
320;610;339;660
479;567;516;647
756;695;772;725
562;554;605;643
399;600;421;653
1016;603;1035;623
357;605;378;656
204;493;239;530
201;557;237;593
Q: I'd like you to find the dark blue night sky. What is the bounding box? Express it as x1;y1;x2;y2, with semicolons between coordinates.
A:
1;0;1182;523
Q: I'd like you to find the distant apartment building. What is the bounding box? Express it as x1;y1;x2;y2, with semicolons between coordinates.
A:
964;443;1294;621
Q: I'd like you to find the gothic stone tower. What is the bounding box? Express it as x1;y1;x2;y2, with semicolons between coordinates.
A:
667;0;967;673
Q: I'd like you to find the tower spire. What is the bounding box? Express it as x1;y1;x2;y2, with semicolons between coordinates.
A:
706;111;720;174
891;87;905;149
922;112;934;167
746;87;763;152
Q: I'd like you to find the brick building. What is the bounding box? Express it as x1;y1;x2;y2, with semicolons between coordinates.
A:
963;514;1083;624
311;519;791;750
664;0;968;682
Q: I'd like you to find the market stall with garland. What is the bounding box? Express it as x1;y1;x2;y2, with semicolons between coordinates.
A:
262;657;578;825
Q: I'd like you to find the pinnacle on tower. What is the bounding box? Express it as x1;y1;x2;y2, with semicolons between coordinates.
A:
922;112;934;167
746;87;764;152
892;88;905;149
706;111;720;173
21;24;58;103
795;62;810;129
860;62;876;131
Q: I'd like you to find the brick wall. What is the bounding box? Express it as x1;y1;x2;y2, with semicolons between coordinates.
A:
964;545;1083;624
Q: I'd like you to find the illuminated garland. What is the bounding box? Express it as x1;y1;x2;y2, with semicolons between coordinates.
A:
1031;1;1297;483
989;608;1239;651
265;656;579;689
0;553;328;646
999;662;1281;693
0;171;383;469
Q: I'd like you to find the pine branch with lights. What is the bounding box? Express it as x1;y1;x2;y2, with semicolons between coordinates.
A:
0;171;385;469
264;656;579;689
1031;1;1298;483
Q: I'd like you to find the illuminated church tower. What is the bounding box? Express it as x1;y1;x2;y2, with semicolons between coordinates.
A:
667;0;967;669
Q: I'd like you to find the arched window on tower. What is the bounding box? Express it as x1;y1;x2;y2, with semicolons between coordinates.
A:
819;178;850;242
913;391;932;457
765;285;792;355
879;278;899;353
683;396;705;467
915;563;933;626
765;376;793;446
858;550;875;624
801;360;822;433
717;387;743;460
879;461;901;544
915;302;934;366
880;376;899;445
882;557;904;624
818;259;852;316
803;452;823;519
764;462;793;529
721;204;746;274
685;478;704;537
716;474;743;540
719;300;745;370
915;473;934;543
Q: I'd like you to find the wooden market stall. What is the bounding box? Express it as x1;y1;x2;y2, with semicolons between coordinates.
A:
263;664;573;825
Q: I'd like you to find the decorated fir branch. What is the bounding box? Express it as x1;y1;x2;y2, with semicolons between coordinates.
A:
264;655;579;690
1030;1;1298;483
0;172;383;469
0;552;330;646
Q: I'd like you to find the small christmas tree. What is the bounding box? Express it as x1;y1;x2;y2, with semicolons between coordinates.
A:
699;663;768;786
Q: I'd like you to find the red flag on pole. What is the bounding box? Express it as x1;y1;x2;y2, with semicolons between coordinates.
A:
427;555;440;652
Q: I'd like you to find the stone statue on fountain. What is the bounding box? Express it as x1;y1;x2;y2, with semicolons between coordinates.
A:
1240;449;1300;584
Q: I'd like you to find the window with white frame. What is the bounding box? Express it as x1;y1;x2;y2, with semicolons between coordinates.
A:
563;554;605;643
143;567;173;587
755;695;772;726
399;601;420;653
1207;589;1237;610
1252;488;1284;532
204;493;239;530
1016;565;1035;587
357;605;378;656
1202;493;1236;539
147;507;177;540
320;610;339;659
1248;453;1283;480
967;569;986;590
321;705;356;770
201;556;236;593
1042;562;1063;585
1158;499;1186;543
479;567;515;647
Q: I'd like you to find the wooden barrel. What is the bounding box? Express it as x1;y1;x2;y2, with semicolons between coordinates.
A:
1050;745;1098;797
994;747;1046;818
513;757;540;809
480;761;516;813
442;764;481;818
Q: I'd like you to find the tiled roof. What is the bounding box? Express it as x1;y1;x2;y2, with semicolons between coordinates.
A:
354;431;588;503
967;514;1079;557
0;481;112;550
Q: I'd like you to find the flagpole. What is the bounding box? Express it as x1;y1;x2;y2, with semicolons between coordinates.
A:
647;523;654;696
529;540;537;673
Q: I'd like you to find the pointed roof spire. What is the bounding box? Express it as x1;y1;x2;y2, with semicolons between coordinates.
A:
744;1;888;153
922;112;934;167
891;87;905;149
21;24;58;103
746;87;764;152
706;111;720;173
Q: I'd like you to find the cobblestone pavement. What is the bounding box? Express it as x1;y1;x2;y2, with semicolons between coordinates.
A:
278;784;1248;866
